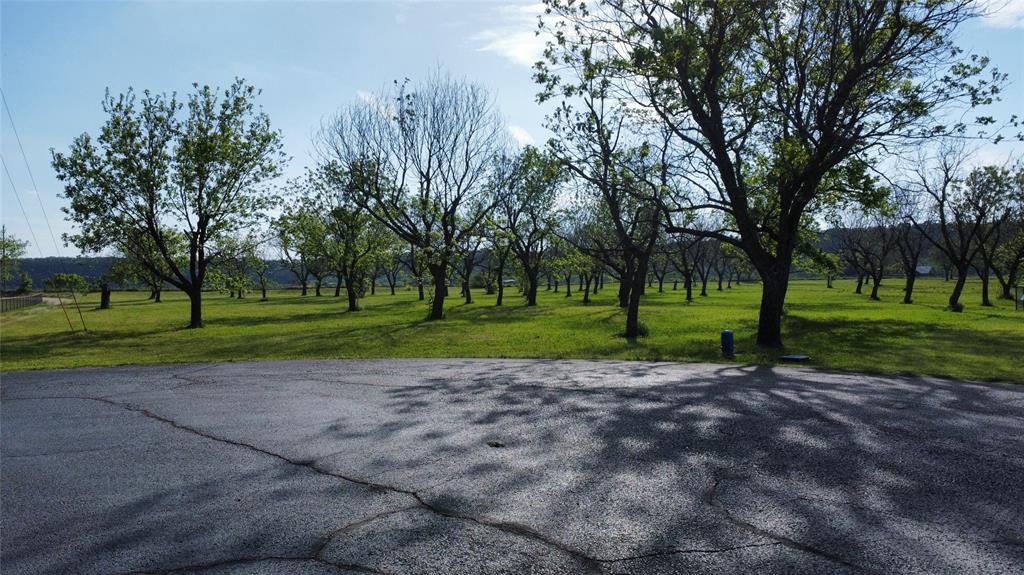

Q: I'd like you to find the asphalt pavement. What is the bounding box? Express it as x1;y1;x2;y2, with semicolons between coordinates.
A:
2;359;1022;574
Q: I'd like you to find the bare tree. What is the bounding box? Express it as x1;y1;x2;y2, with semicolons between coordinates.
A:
319;71;508;319
833;208;898;300
892;191;930;304
907;146;1016;310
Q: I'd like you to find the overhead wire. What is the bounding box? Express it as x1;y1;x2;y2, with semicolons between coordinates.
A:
1;155;75;331
1;88;86;331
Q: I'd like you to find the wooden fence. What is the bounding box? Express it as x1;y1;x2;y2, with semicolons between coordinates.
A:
1;294;43;313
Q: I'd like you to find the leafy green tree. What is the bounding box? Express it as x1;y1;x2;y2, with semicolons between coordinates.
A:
52;79;284;327
0;226;29;293
376;234;406;296
320;165;392;311
215;235;263;299
538;0;1006;346
993;223;1024;300
543;79;666;338
45;272;88;295
108;243;176;302
495;146;563;306
273;208;313;295
796;246;841;290
15;272;32;294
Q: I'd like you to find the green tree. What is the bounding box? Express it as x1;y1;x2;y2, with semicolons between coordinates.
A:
496;146;563;306
52;79;284;327
0;226;29;293
539;0;1005;346
45;272;88;295
320;164;391;311
15;272;32;294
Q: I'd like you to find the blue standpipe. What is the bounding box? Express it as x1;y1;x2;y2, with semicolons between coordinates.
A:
721;330;735;359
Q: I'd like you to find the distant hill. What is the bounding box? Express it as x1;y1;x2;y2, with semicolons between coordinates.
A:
16;257;299;290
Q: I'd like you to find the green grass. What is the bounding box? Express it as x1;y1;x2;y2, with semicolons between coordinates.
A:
1;278;1021;383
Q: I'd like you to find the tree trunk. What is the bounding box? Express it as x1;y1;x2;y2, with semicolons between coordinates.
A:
623;261;648;339
525;270;539;306
237;288;244;299
496;269;504;306
315;279;322;297
428;265;446;320
672;279;678;290
335;273;342;297
583;276;592;303
902;271;916;304
346;284;359;312
148;289;156;300
755;263;790;347
262;285;267;301
700;275;709;297
100;286;111;309
869;276;881;301
463;280;473;304
685;274;693;302
154;288;161;303
188;288;203;328
301;281;308;296
565;274;571;297
948;267;968;312
717;275;723;291
417;281;424;300
617;280;629;308
658;277;664;293
371;279;376;296
855;274;863;294
980;268;992;307
390;283;396;296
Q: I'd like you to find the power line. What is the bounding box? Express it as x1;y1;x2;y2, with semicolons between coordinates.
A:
2;154;75;331
1;87;63;256
1;154;44;256
1;90;85;331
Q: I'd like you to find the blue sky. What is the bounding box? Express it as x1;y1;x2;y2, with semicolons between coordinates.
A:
2;0;1022;256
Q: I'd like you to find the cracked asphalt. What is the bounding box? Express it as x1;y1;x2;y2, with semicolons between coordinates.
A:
1;359;1022;574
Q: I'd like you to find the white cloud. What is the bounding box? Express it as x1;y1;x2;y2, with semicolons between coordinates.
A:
979;0;1024;28
470;3;549;67
508;125;535;147
356;89;394;117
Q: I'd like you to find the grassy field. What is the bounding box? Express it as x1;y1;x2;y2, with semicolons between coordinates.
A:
1;277;1021;383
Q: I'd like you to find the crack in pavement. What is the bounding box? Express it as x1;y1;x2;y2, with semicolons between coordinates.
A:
44;394;893;574
77;395;606;574
591;541;783;563
704;475;881;575
116;554;384;574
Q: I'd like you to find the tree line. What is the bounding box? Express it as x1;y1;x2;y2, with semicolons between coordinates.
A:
47;1;1022;345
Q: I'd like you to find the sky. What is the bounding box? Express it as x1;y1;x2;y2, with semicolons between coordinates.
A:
2;0;1022;257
